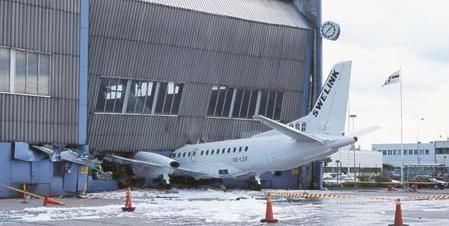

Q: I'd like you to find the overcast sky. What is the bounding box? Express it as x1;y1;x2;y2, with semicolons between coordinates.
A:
322;0;449;149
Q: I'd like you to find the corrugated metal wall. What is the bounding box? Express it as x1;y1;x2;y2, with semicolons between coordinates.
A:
0;0;80;144
88;0;312;151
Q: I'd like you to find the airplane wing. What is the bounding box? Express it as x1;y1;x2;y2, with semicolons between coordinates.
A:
104;154;164;168
174;167;208;178
253;115;323;143
105;154;207;177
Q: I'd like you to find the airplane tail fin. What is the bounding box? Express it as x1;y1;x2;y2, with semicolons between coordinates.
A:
290;61;352;136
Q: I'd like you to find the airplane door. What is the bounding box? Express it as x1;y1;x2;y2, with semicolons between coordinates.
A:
191;148;198;162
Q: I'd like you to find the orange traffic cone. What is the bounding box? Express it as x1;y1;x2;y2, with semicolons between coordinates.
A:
388;199;409;226
122;187;135;212
43;196;65;206
260;193;278;223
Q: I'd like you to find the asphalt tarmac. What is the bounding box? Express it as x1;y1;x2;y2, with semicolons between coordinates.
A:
1;188;449;226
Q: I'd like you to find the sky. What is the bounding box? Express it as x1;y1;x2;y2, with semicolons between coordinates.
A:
322;0;449;149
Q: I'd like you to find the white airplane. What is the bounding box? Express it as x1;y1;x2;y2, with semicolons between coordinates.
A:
107;61;366;186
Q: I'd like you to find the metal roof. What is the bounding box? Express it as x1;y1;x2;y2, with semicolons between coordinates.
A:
140;0;311;29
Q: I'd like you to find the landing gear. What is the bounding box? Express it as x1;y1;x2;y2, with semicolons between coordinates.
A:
157;174;171;190
248;175;262;191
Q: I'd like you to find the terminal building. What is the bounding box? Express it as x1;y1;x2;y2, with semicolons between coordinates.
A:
372;140;449;178
0;0;324;197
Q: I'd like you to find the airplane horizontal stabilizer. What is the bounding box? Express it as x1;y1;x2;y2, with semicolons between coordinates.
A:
105;155;163;168
346;126;380;138
253;115;323;143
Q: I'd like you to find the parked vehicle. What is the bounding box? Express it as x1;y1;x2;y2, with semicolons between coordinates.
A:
323;173;358;187
410;175;448;189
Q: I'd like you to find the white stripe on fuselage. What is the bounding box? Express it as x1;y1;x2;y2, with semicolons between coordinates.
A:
172;134;335;179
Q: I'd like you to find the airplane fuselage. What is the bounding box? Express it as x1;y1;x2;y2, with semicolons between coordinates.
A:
169;134;347;180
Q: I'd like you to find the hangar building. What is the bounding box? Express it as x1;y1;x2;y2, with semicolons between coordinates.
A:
0;0;323;197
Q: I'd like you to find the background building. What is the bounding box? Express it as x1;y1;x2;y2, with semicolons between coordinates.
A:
0;0;323;197
372;140;449;179
372;143;435;167
325;147;383;176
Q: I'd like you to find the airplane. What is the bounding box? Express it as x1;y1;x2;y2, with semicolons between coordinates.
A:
106;61;367;187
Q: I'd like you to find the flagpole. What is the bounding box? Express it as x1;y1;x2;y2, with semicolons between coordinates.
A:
399;66;404;187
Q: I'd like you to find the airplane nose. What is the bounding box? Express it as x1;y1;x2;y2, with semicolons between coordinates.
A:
353;136;358;142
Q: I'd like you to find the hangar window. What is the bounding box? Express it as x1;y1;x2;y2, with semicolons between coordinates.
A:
425;149;429;155
208;86;233;117
382;150;386;155
0;48;50;95
403;150;407;155
96;79;183;115
0;48;10;92
408;150;413;155
258;91;283;120
127;81;155;113
207;85;283;120
231;89;243;117
232;89;259;119
96;78;127;112
154;82;184;115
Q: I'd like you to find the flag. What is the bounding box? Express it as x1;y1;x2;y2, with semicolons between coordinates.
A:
383;70;401;86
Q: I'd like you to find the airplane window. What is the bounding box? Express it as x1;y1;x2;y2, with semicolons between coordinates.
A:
227;148;231;153
233;147;236;153
188;152;191;157
201;150;204;156
211;150;214;155
245;146;248;152
177;153;181;158
193;152;196;156
222;148;225;154
239;147;242;152
206;150;209;155
183;152;186;157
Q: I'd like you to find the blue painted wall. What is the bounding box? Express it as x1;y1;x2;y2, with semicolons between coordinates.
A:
0;143;13;197
0;142;90;198
78;0;89;145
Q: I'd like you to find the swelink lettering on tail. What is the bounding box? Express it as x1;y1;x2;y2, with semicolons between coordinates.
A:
312;70;339;117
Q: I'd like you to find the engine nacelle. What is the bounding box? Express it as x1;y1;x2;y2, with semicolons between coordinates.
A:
134;151;179;169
